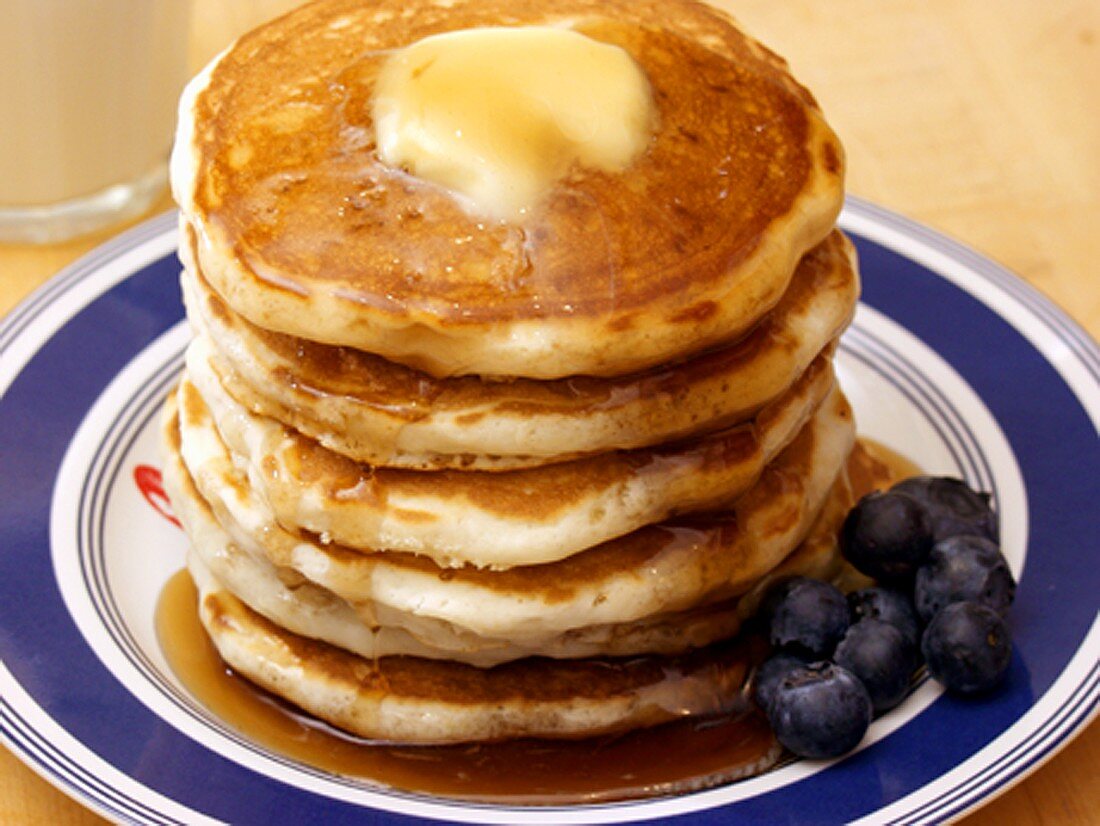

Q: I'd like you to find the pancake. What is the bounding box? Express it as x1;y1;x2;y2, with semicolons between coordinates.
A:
164;380;855;645
195;578;772;744
164;0;862;751
183;336;835;568
182;225;858;469
734;459;862;620
172;0;844;379
182;464;860;744
170;426;859;667
184;542;745;668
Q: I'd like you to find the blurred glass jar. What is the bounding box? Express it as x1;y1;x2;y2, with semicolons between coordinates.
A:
0;1;191;243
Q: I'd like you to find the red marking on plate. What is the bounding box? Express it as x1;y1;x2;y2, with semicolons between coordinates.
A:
134;464;181;529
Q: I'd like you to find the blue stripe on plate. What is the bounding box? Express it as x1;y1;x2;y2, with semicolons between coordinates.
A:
0;254;432;824
79;355;184;695
851;201;1100;383
0;697;181;825
842;326;992;491
0;201;1096;824
0;213;175;362
905;662;1098;824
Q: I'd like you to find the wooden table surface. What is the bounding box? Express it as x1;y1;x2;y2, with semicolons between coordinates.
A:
0;1;1096;822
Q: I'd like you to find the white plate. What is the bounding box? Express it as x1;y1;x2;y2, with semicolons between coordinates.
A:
0;198;1096;824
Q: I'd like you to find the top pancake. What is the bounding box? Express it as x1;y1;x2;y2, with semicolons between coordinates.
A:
173;0;844;379
183;225;857;469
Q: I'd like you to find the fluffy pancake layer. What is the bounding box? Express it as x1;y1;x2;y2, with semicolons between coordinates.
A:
166;401;859;668
184;333;836;568
195;578;764;744
172;0;844;379
182;225;858;469
165;380;854;647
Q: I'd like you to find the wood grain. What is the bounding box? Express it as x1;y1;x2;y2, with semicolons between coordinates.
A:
0;1;1095;822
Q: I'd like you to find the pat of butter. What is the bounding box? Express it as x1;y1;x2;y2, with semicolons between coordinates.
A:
373;26;655;220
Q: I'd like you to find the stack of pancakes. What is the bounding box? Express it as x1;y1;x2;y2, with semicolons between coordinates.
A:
163;0;860;746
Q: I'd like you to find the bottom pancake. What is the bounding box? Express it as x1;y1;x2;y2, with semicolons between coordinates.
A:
195;568;763;745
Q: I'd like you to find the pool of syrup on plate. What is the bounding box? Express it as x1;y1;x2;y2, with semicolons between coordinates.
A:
155;438;915;804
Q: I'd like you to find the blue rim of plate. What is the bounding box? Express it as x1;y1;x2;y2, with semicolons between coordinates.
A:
0;197;1096;825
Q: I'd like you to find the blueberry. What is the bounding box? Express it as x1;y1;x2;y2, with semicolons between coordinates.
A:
922;602;1012;694
758;577;800;625
892;476;998;543
840;490;934;584
768;577;850;659
767;662;873;758
847;587;923;650
753;651;809;715
835;619;918;713
914;535;1016;623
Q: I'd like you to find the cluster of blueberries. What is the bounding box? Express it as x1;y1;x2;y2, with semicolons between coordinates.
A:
753;476;1015;759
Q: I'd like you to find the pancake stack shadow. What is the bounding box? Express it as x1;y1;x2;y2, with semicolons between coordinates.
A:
161;0;864;750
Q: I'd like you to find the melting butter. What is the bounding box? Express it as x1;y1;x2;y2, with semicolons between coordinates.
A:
373;26;655;220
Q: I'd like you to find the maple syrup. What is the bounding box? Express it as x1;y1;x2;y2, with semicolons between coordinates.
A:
156;570;778;803
154;438;919;804
849;438;923;498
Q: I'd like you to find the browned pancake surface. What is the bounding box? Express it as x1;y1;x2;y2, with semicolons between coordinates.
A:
181;0;843;377
204;587;753;704
186;226;855;467
197;230;854;419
